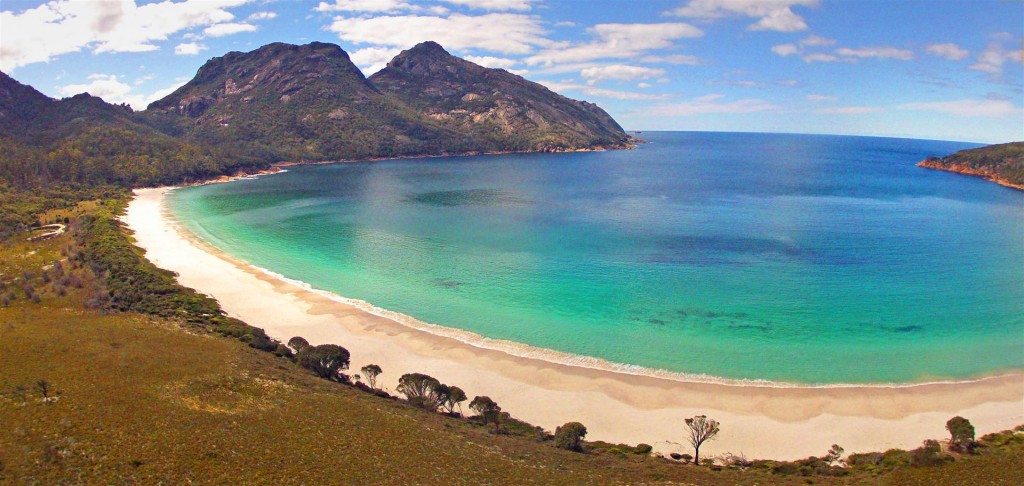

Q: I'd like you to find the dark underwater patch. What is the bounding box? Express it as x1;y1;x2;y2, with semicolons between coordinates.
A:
406;189;526;207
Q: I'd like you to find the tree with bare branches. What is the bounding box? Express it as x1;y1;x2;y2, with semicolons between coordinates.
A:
684;415;720;465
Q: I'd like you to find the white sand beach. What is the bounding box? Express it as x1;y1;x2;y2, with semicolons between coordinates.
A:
124;186;1024;461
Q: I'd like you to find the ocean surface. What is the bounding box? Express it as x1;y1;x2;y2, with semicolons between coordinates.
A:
169;132;1024;385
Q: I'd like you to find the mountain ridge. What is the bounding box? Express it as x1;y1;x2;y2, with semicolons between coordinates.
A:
370;42;629;153
1;40;632;189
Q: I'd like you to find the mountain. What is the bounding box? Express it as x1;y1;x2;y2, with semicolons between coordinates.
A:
2;40;633;189
369;42;631;152
0;71;54;136
0;70;222;188
145;42;470;162
1;71;136;142
917;142;1024;190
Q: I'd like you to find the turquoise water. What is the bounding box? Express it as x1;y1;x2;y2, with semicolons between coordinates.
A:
169;132;1024;384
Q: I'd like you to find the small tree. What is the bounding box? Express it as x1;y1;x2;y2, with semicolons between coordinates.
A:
396;373;442;409
469;395;502;433
436;384;467;415
36;380;52;399
287;336;310;353
946;416;975;452
684;415;720;465
825;444;844;465
297;344;350;381
554;422;588;452
360;364;382;391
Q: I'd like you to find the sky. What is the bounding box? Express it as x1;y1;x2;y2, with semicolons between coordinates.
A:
1;0;1022;143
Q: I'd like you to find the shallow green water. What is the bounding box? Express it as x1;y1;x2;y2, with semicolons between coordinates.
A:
170;132;1024;384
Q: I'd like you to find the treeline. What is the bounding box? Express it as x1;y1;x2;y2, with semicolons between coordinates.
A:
282;332;608;454
0;127;267;191
272;328;1023;475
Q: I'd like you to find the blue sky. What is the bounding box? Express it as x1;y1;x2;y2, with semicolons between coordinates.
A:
2;0;1021;143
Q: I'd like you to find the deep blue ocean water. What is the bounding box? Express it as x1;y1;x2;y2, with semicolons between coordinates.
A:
170;132;1024;384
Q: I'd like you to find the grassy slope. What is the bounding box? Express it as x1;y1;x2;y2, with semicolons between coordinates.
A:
1;200;1021;484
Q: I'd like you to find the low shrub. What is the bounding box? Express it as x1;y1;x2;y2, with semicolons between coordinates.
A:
908;439;947;467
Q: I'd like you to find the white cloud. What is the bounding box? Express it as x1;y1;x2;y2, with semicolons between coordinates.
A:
771;35;835;57
349;46;402;74
315;0;411;12
554;21;576;27
899;99;1020;118
647;93;777;116
526;22;703;66
539;81;671;100
969;37;1023;75
815;106;881;114
771;43;798;56
247;11;277;20
441;0;535;11
203;22;257;37
637;82;652;88
464;55;518;69
59;74;132;99
580;64;666;83
326;13;549;54
639;53;701;65
708;79;765;88
174;42;206;55
802;53;838;63
800;34;835;47
835;46;914;61
57;73;185;110
668;0;818;32
806;94;836;102
0;0;255;71
925;43;968;61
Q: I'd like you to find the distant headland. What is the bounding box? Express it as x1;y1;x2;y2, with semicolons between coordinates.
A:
917;142;1024;191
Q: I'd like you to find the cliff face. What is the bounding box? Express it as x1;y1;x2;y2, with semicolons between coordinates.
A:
917;142;1024;190
370;42;630;152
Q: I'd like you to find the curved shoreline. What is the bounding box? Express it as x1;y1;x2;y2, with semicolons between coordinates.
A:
247;260;1021;391
126;186;1024;460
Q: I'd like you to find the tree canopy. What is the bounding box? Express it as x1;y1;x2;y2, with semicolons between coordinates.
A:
297;344;350;381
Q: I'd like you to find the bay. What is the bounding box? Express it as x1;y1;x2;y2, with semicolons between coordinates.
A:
169;132;1024;384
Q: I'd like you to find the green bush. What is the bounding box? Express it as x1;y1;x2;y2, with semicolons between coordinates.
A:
908;440;947;467
553;422;587;452
880;449;909;468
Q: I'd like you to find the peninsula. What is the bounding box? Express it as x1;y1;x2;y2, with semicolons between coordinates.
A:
917;142;1024;190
